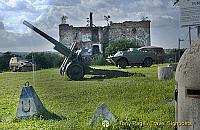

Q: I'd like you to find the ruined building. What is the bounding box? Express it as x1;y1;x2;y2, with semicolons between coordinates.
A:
59;13;151;52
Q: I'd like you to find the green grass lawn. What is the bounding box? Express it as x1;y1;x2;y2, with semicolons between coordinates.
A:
0;65;175;130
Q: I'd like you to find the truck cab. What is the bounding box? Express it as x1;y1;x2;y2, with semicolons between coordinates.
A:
9;57;32;72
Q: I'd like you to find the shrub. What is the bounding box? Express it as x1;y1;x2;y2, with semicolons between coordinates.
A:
0;52;13;71
26;52;64;69
105;39;140;56
91;54;107;65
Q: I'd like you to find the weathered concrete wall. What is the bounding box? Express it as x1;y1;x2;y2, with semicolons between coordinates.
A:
59;24;103;48
59;24;74;48
59;20;151;48
109;21;151;46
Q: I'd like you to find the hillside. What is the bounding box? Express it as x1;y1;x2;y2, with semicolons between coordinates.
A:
0;65;175;129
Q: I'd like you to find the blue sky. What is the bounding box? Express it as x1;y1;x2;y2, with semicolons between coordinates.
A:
0;0;198;52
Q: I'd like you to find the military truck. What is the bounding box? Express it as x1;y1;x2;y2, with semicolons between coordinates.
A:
106;48;156;68
138;46;165;64
9;57;32;72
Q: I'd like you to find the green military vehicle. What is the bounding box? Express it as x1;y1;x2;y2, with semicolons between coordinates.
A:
138;46;165;64
106;48;156;68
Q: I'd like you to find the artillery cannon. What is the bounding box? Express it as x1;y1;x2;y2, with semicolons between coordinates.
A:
23;20;138;80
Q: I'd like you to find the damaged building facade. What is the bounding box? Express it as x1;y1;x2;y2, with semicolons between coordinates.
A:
109;21;151;46
59;15;151;53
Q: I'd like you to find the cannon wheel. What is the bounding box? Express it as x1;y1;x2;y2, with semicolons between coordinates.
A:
66;63;85;80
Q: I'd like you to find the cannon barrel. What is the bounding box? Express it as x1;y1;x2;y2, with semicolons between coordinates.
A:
23;20;71;57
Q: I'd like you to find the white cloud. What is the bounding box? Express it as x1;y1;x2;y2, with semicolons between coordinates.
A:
0;0;36;12
0;0;196;51
46;0;80;6
0;30;54;52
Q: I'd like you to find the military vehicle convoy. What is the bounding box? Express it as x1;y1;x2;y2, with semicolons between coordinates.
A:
9;57;32;72
106;48;156;68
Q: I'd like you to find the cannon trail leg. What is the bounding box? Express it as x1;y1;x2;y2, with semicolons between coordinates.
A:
60;42;78;76
87;67;134;77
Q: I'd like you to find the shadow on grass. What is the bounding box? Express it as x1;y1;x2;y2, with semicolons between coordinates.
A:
84;69;145;81
13;109;67;122
38;108;67;120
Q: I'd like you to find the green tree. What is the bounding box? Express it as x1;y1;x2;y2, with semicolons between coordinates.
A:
105;39;140;56
26;52;64;69
164;49;186;63
0;52;13;72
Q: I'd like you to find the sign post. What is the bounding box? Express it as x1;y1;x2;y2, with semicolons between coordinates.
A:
180;0;200;27
179;0;200;38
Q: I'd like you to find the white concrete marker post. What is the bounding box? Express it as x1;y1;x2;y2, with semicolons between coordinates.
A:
168;63;178;71
16;82;45;118
158;66;174;80
176;39;200;130
90;102;116;128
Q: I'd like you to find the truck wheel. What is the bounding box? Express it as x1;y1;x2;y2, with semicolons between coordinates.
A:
12;67;16;72
117;58;128;68
66;63;85;80
18;67;22;72
143;58;153;67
